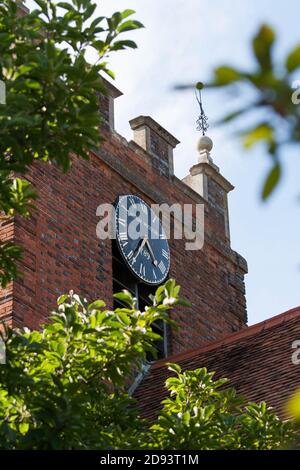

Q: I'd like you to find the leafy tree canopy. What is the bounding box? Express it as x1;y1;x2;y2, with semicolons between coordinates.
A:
0;280;294;449
0;0;143;286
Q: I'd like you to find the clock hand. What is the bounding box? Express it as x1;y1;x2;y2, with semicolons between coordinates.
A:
133;236;147;261
145;240;158;267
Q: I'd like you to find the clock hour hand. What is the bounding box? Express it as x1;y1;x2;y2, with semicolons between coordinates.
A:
145;240;158;267
133;236;147;261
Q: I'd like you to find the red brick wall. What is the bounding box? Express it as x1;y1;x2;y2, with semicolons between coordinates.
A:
0;127;247;354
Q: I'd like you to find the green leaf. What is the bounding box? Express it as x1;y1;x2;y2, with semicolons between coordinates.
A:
213;66;242;86
182;411;190;425
242;123;274;149
252;24;275;72
113;290;134;306
287;389;300;420
117;311;131;326
167;363;181;374
33;0;48;13
118;20;144;33
286;45;300;72
57;294;69;305
121;9;136;19
88;300;106;311
57;2;74;11
111;39;138;50
261;162;281;200
0;242;22;288
19;422;29;434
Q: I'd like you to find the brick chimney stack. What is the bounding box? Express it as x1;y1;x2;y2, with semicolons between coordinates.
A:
99;78;123;132
129;116;179;178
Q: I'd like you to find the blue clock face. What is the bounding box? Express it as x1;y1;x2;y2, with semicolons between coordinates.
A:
115;195;170;285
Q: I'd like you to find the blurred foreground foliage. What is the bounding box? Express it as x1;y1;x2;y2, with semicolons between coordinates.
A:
179;24;300;200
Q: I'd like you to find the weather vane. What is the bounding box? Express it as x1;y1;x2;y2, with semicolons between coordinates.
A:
195;82;209;136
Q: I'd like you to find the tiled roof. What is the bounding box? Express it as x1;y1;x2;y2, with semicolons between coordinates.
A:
134;307;300;420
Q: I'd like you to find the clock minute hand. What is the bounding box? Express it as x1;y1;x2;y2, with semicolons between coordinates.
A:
145;240;158;267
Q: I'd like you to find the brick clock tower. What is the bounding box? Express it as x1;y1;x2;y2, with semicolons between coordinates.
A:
0;77;248;358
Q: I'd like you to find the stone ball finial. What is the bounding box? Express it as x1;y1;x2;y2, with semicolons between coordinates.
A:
198;135;213;153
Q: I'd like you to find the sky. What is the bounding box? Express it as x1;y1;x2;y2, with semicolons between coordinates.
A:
26;0;300;325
